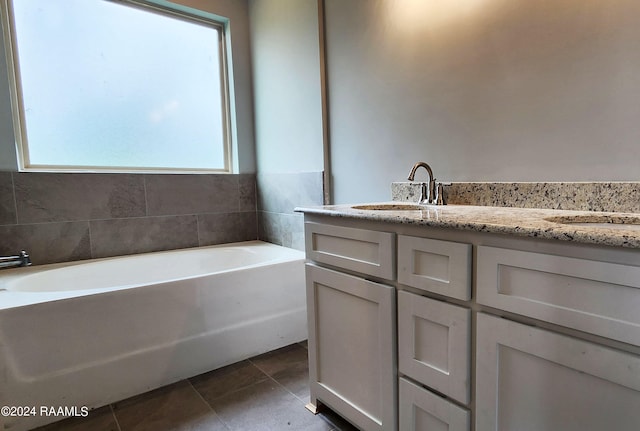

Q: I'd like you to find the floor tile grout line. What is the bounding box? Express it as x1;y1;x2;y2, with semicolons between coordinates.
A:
186;378;217;414
185;379;235;431
204;375;273;404
246;370;339;431
246;358;288;392
247;349;314;405
109;404;123;431
187;362;272;405
247;357;333;426
188;370;300;431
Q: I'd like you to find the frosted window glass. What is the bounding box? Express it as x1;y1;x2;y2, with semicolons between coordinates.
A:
9;0;229;171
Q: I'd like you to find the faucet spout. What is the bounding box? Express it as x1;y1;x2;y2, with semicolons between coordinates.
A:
0;250;32;269
407;162;436;204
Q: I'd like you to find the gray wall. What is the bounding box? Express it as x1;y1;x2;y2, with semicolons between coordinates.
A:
250;0;324;173
249;0;325;249
325;0;640;203
0;0;256;173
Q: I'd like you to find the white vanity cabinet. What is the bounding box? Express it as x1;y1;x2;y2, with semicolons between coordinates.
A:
305;223;397;431
302;214;640;431
476;313;640;431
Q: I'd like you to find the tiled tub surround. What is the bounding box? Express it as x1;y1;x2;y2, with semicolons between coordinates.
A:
392;181;640;213
0;172;257;265
257;172;324;250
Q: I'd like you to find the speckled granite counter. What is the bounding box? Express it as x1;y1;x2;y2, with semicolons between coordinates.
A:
296;203;640;249
392;182;640;213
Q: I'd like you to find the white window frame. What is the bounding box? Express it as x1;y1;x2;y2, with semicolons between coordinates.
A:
0;0;234;174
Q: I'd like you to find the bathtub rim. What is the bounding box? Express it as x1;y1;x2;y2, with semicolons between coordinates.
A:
0;240;305;310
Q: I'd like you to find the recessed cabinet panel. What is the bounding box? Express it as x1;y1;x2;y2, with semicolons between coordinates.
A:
399;377;470;431
306;264;397;431
398;291;471;404
476;313;640;431
398;235;471;300
305;223;395;280
477;246;640;345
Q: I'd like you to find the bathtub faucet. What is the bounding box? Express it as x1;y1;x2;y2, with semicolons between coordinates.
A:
0;250;32;269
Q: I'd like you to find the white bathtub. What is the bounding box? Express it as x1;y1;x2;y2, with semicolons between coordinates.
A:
0;241;307;431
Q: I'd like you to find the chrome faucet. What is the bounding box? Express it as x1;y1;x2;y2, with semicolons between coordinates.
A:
0;251;32;269
407;162;437;204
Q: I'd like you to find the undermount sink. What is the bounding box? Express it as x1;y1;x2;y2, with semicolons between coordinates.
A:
351;203;427;211
545;215;640;231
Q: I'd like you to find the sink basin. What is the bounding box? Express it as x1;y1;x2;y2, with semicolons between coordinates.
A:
351;203;426;211
545;215;640;231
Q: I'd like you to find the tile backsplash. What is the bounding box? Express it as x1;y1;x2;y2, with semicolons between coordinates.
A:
0;172;257;265
392;182;640;213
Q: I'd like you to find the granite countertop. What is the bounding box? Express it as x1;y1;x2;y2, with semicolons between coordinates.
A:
296;202;640;249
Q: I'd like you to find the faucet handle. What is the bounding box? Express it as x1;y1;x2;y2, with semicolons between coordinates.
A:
435;183;446;205
19;250;32;266
419;182;430;204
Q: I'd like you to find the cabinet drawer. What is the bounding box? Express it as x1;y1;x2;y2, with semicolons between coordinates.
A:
398;235;471;300
305;222;395;279
399;377;470;431
398;291;471;405
476;313;640;431
477;246;640;346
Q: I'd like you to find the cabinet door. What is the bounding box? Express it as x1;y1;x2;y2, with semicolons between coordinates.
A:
476;313;640;431
306;264;397;431
399;378;470;431
398;291;470;405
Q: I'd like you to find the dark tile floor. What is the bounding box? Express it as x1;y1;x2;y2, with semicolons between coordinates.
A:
35;342;359;431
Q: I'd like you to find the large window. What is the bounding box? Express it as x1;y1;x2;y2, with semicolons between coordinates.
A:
1;0;232;172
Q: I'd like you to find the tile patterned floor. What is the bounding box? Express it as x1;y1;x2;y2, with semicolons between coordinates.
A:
35;342;359;431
